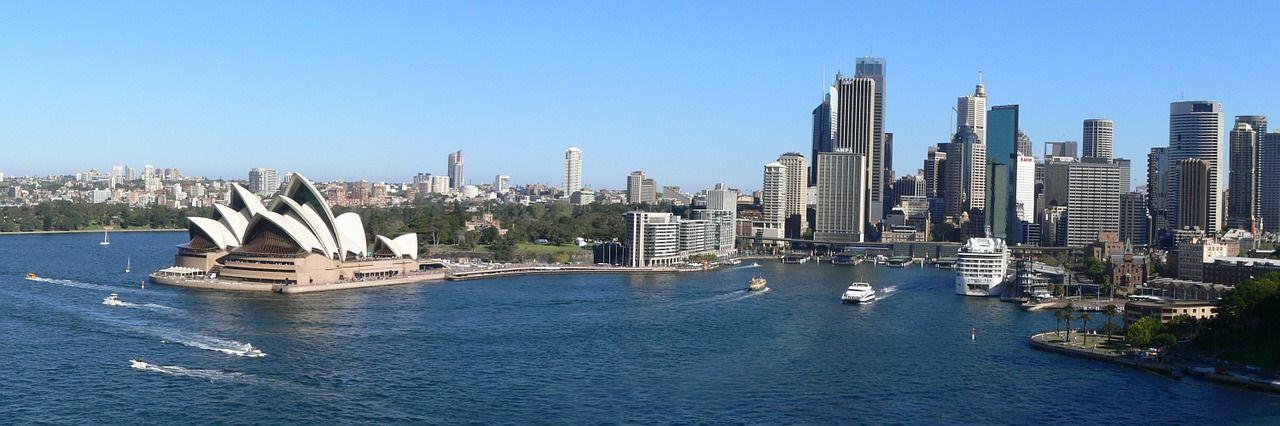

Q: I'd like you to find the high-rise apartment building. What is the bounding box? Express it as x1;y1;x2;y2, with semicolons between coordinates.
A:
564;147;582;194
447;150;465;190
1083;119;1115;160
247;167;279;195
762;162;787;227
1167;101;1224;233
777;153;809;237
815;152;867;242
1177;158;1211;231
493;175;510;193
1227;122;1258;231
1237;115;1268;229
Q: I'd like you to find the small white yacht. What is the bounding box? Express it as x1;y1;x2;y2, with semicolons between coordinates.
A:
103;293;126;307
842;282;876;304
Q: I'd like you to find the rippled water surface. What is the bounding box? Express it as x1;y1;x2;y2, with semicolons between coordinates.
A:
2;232;1278;423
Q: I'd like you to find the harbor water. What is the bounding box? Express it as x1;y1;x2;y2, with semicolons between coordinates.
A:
2;232;1277;423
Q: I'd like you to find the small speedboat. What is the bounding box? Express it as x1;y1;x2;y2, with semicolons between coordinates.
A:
842;282;876;304
748;276;767;292
103;293;127;307
25;272;37;280
130;359;150;370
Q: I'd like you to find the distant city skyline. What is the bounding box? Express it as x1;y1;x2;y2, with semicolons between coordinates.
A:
2;3;1278;190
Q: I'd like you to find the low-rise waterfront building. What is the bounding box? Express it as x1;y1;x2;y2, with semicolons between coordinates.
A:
1124;299;1218;325
1202;256;1280;286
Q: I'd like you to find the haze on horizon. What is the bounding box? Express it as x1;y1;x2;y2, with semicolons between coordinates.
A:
2;1;1277;191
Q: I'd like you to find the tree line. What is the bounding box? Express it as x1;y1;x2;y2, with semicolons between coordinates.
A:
0;201;211;232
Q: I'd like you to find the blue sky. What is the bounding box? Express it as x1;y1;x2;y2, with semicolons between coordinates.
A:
2;1;1277;191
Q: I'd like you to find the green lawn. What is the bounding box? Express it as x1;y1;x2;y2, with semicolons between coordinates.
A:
515;242;586;255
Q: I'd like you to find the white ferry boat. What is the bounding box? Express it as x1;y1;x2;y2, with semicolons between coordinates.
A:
842;282;876;304
955;238;1010;297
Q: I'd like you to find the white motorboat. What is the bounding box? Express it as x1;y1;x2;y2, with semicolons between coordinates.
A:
842;282;876;304
103;293;127;307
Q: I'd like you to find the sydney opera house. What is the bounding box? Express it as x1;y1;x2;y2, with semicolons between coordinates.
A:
151;173;443;292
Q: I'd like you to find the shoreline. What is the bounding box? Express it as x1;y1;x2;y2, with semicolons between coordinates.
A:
0;228;184;235
1029;332;1280;394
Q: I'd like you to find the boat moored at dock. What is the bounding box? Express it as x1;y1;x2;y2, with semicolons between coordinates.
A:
955;238;1011;297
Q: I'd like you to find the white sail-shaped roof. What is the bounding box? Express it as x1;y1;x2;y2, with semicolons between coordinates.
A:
243;211;325;255
270;196;340;259
373;233;418;259
333;212;367;259
211;204;247;245
187;217;239;250
229;183;268;220
280;174;343;254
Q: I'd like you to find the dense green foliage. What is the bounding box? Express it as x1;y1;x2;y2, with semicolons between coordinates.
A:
1198;272;1280;367
0;201;210;232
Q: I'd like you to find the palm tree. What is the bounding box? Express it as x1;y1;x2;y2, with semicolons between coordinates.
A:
1063;307;1075;343
1079;312;1092;347
1104;304;1120;341
1054;310;1064;338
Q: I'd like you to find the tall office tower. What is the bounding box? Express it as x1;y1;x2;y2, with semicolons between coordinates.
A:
830;73;877;230
1227;122;1258;231
493;175;510;192
922;145;947;198
627;171;646;204
1044;141;1078;159
889;174;925;206
447;150;464;189
1120;191;1151;245
1235;115;1268;227
564;147;582;194
777;153;809;238
1064;158;1121;247
815;152;867;242
1177;158;1211;231
641;179;657;203
1083;119;1115;160
944;127;985;219
985;105;1020;241
810;98;832;185
1147;147;1169;238
1014;155;1035;223
1115;158;1132;194
247;167;279;195
1259;133;1280;232
762;162;788;229
1016;131;1032;156
1167;101;1224;233
856;57;888;224
957;78;988;144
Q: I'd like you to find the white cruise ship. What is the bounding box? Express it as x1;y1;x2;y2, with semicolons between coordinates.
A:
955;238;1010;297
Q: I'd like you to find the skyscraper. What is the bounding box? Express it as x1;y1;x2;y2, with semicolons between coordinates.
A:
1064;158;1121;247
1120;191;1150;245
1115;158;1132;194
493;175;510;192
1177;158;1211;231
956;79;987;144
1147;147;1169;238
815;152;867;243
627;171;646;204
944;127;985;219
1237;115;1268;228
564;147;582;194
448;150;465;190
1259;133;1280;232
829;73;876;235
777;153;809;238
1083;119;1115;160
1167;101;1224;233
922;145;947;198
1227;122;1258;231
985;105;1020;241
1016;131;1032;157
856;57;888;224
247;167;279;195
810;98;832;186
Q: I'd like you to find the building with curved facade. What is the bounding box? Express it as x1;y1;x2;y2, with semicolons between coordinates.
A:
162;173;433;290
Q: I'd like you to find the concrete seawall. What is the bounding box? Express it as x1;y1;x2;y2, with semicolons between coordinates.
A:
446;265;686;281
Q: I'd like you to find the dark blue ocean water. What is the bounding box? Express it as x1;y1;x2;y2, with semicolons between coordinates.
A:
1;232;1277;424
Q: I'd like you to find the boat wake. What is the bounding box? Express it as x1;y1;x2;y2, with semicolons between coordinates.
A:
130;359;255;383
877;285;899;301
730;263;763;270
102;297;180;313
27;276;148;295
145;328;266;358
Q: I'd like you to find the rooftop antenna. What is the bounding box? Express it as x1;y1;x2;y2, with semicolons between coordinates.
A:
978;70;983;85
